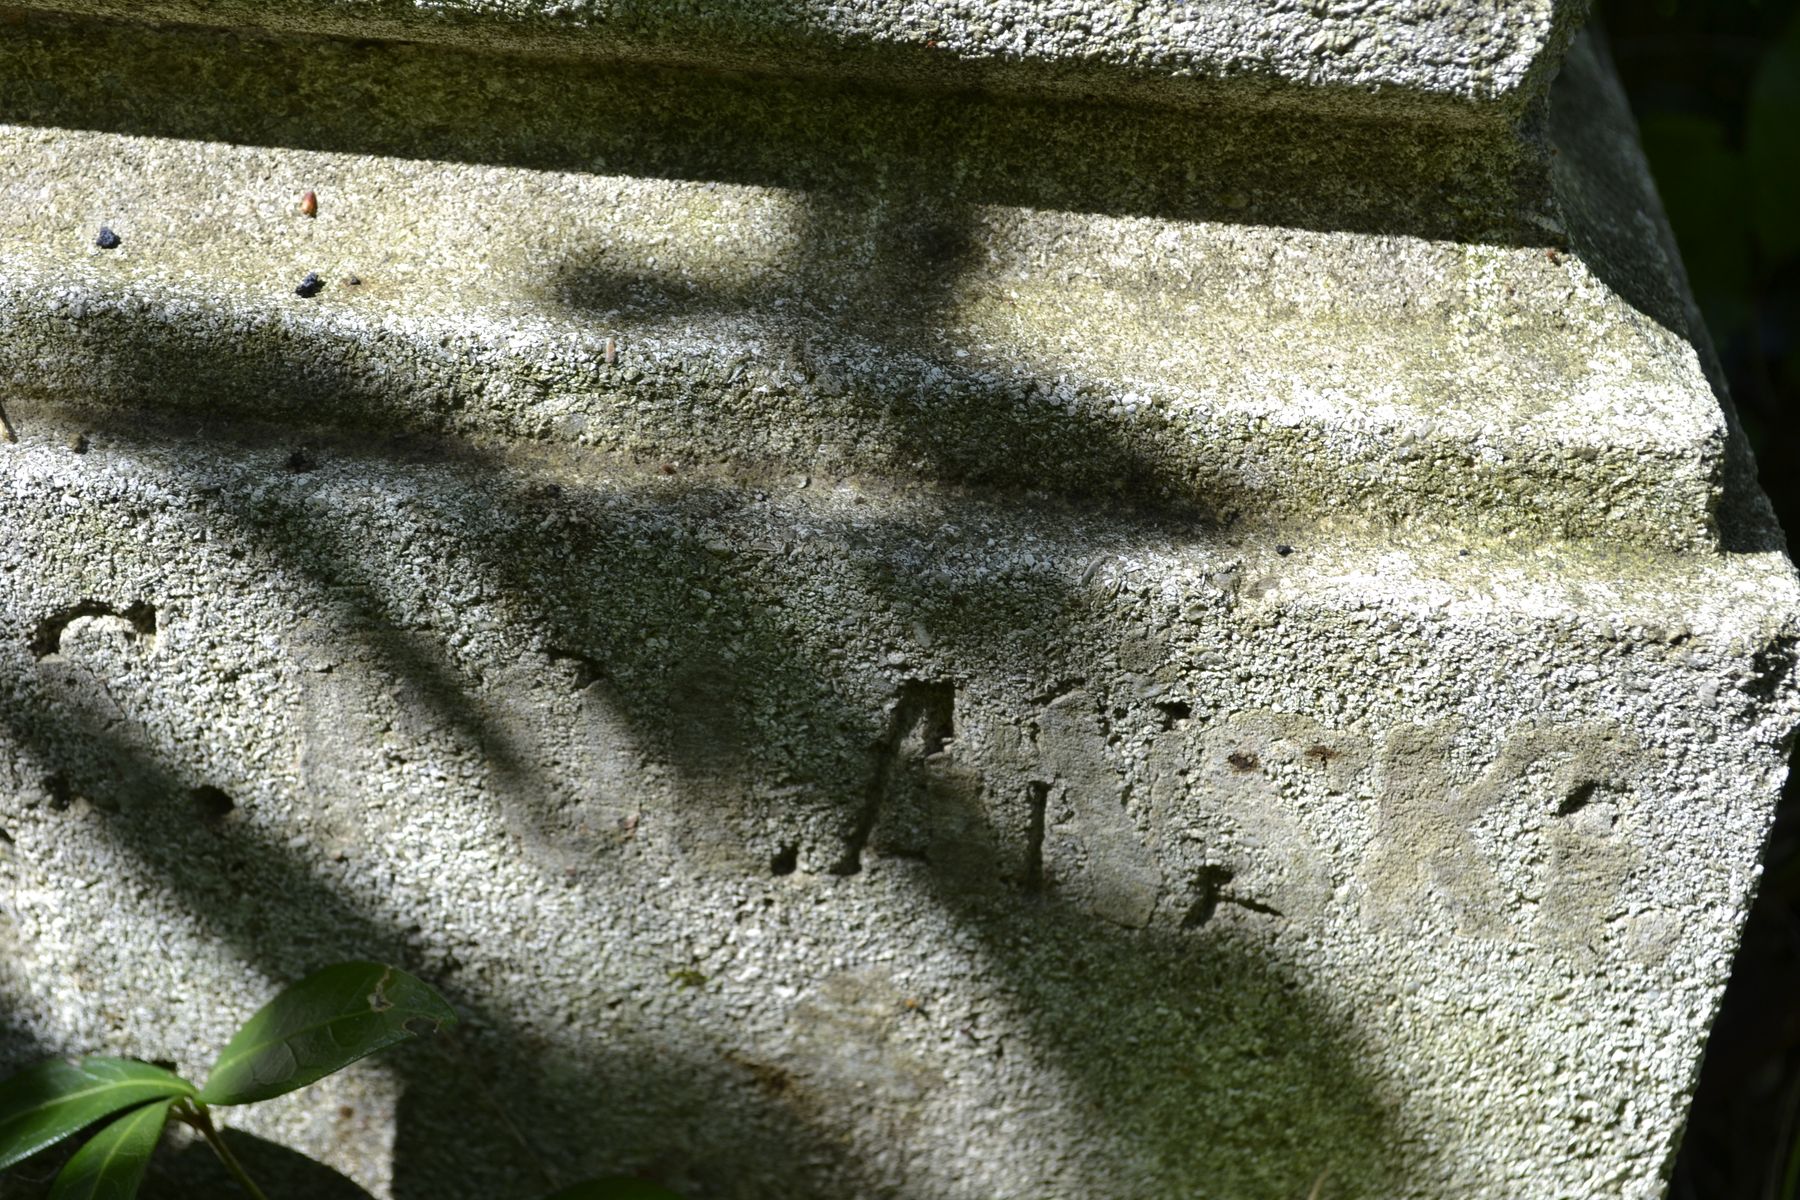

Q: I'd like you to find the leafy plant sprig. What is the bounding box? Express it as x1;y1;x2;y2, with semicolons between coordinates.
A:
0;962;677;1200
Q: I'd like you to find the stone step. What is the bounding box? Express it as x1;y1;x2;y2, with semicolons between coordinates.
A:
0;19;1737;553
12;0;1586;120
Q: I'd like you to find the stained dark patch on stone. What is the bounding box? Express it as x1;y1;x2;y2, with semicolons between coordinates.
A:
1304;744;1340;765
1226;750;1260;772
30;599;158;658
191;785;235;821
729;1052;798;1098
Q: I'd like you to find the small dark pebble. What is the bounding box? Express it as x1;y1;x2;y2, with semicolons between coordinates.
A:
95;227;121;250
295;272;323;298
1275;544;1293;556
1458;548;1471;558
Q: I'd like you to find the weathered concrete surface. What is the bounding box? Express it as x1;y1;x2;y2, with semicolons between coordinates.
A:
1;416;1795;1200
0;14;1730;551
13;0;1590;118
0;6;1795;1200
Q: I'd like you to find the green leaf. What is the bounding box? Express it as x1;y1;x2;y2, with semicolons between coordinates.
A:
0;1059;195;1171
199;963;456;1106
542;1180;685;1200
47;1098;172;1200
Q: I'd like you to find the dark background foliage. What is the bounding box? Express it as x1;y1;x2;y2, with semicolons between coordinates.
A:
1599;1;1800;1195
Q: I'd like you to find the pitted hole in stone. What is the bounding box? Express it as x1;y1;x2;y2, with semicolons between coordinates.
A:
1226;750;1260;773
769;844;799;876
1155;699;1192;729
190;786;235;822
1304;744;1341;766
41;773;73;811
29;599;157;658
1182;864;1282;928
546;648;604;691
121;602;157;641
1558;780;1600;817
1183;865;1236;929
0;827;12;848
1745;636;1799;701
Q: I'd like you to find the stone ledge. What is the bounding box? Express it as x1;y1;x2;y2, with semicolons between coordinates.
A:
0;24;1736;552
9;0;1590;120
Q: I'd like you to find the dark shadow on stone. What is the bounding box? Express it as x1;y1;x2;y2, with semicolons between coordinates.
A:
545;189;1221;519
0;9;1551;247
951;891;1409;1196
0;14;1523;1189
143;1131;377;1200
0;686;895;1197
0;1114;372;1200
0;406;1424;1195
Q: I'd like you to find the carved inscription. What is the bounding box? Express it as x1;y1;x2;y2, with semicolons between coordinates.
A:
1034;689;1162;927
1365;719;1641;951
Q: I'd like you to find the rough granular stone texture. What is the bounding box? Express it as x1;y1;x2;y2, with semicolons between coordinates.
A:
0;6;1794;1200
0;17;1737;553
15;0;1590;117
0;419;1793;1200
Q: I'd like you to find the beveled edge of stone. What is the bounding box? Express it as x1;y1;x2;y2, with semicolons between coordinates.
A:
12;0;1592;119
0;17;1755;557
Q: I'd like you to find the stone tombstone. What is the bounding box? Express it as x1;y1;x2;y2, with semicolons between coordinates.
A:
0;2;1795;1198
